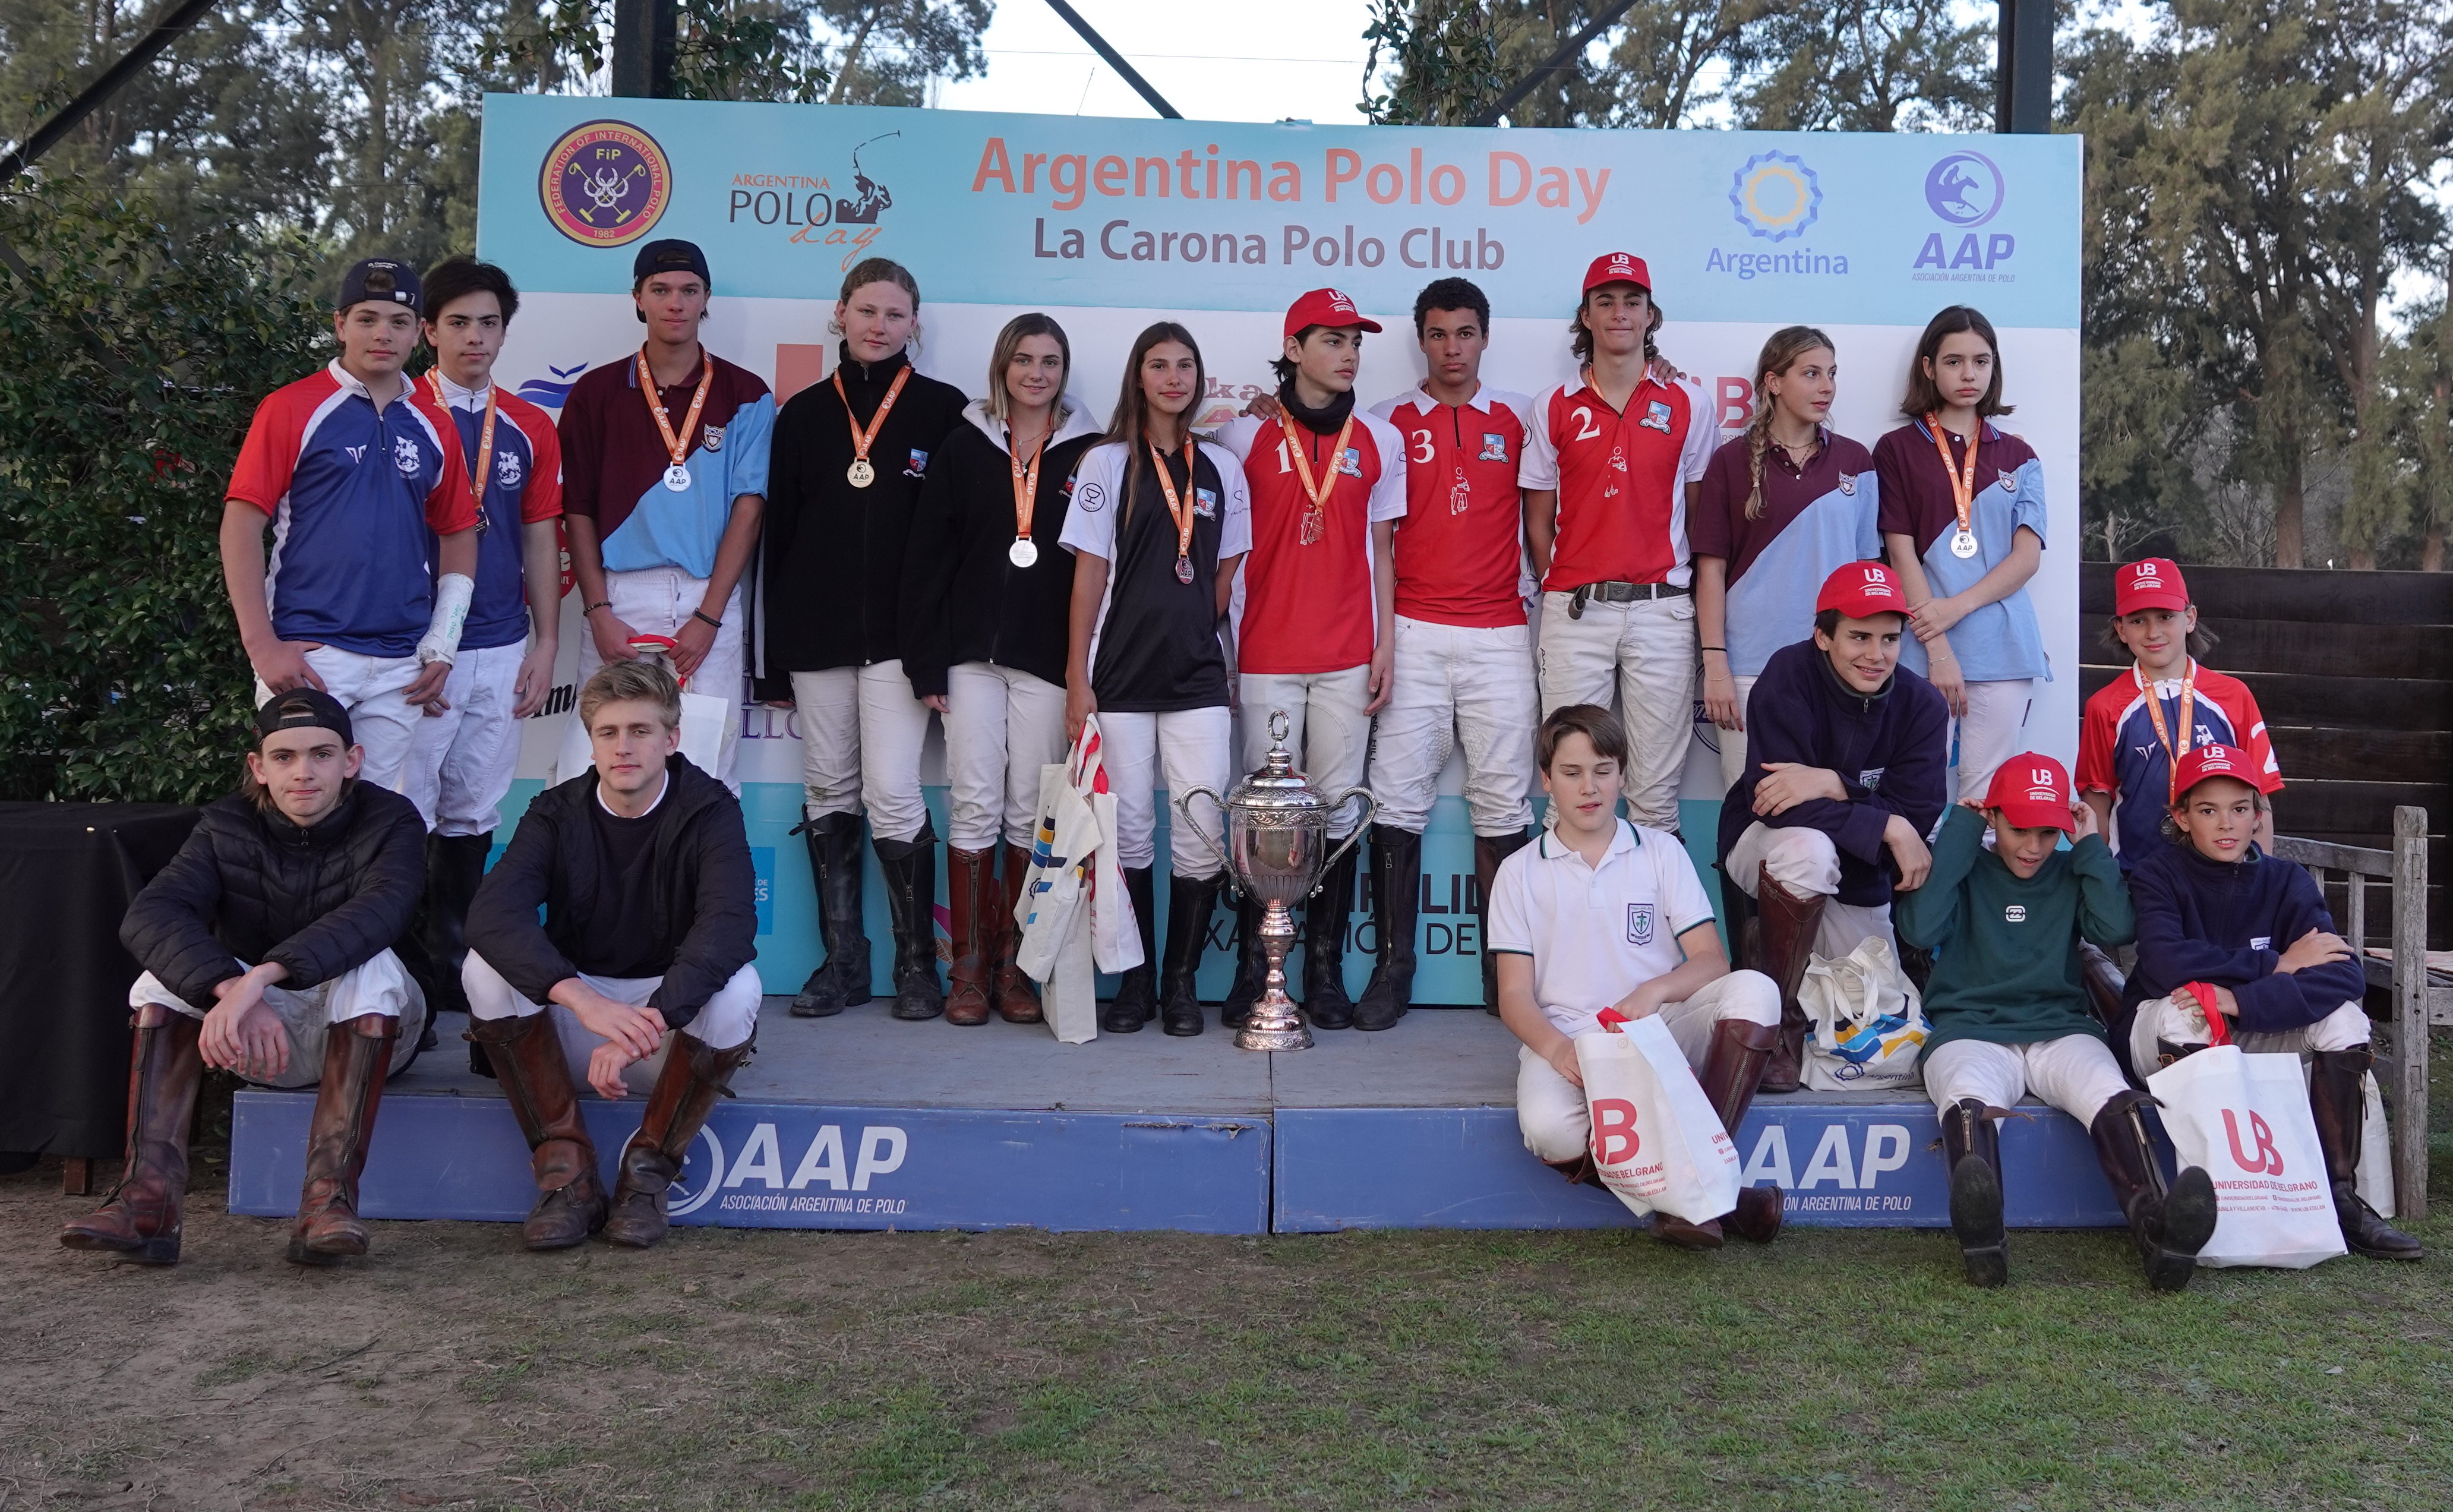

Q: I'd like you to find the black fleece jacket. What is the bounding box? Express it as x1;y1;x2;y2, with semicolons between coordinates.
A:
762;345;967;674
466;755;756;1028
899;399;1104;697
119;781;425;1009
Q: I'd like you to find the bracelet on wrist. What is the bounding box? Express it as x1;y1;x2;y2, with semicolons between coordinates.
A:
692;609;723;629
585;601;613;615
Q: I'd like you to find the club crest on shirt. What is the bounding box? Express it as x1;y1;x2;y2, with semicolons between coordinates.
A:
2004;904;2028;924
1838;472;1858;495
1626;904;1655;946
1640;400;1673;434
1997;468;2016;491
494;449;523;488
1858;766;1886;791
1337;446;1363;479
1479;432;1508;462
702;423;725;453
905;448;929;477
1075;479;1106;513
1194;486;1218;519
393;436;422;476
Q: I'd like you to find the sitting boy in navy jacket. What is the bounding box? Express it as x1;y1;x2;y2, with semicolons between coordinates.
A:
2119;743;2421;1261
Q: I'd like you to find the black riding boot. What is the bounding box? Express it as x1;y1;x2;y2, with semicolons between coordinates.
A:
2089;1088;2218;1292
1302;845;1359;1030
1102;867;1159;1034
419;831;491;1018
1354;826;1421;1031
2310;1047;2424;1260
1941;1098;2008;1287
791;813;872;1017
1475;829;1531;1014
1222;894;1267;1030
1157;872;1221;1036
875;823;942;1021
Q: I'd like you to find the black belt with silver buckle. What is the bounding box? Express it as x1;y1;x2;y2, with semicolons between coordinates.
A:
1566;580;1691;618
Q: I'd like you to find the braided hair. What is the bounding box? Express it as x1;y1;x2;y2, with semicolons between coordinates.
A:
1742;326;1837;521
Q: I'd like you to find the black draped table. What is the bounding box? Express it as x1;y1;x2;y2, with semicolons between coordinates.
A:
0;802;202;1183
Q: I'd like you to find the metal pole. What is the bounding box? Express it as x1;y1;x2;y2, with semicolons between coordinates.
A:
0;0;221;182
1043;0;1181;120
1996;0;2053;134
612;0;678;99
1469;0;1639;128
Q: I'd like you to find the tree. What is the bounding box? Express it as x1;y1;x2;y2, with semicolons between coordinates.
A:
1725;0;1993;132
1360;0;1510;125
817;0;992;107
0;177;326;802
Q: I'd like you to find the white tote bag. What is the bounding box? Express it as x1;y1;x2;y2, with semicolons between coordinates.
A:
1017;762;1099;1044
609;636;727;772
1066;721;1142;976
1576;1010;1741;1224
2149;1041;2346;1270
1798;937;1930;1092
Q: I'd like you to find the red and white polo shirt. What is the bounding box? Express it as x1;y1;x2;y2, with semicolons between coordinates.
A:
1369;384;1536;629
1214;407;1408;674
1518;374;1715;592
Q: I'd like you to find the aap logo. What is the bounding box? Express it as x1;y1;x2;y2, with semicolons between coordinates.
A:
1924;151;2004;228
1729;150;1823;243
664;1123;728;1219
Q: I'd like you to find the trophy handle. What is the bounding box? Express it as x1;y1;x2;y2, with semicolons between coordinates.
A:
1308;787;1378;897
1175;785;1229;864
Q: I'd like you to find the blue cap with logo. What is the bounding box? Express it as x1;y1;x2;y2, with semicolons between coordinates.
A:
337;257;421;315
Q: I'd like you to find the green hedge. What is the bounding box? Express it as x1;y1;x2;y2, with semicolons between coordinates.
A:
0;179;327;803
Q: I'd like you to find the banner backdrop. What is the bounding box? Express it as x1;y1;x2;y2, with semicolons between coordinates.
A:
475;94;2082;1002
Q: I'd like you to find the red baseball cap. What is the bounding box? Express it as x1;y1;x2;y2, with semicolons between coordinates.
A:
1815;561;1908;620
2170;743;2255;800
1583;251;1652;292
1984;753;2077;833
2114;557;2190;615
1284;288;1381;340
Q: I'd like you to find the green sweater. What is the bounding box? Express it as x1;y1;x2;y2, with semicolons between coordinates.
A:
1893;806;2136;1056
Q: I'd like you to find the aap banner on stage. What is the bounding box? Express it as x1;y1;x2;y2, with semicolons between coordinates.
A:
475;95;2081;1002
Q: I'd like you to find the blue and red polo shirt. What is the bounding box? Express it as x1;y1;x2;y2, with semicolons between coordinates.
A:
225;361;478;658
425;372;565;651
2076;662;2282;869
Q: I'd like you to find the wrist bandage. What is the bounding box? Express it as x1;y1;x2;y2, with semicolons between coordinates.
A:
417;573;475;666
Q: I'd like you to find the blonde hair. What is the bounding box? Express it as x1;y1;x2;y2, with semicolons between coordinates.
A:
579;658;683;732
1743;327;1836;520
984;312;1072;424
829;257;921;346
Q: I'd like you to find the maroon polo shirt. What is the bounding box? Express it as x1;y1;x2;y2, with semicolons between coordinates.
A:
1873;419;2041;555
1690;427;1877;587
557;349;769;544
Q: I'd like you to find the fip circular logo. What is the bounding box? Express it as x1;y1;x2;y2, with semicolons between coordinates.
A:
539;119;673;248
1924;151;2004;228
1728;150;1822;243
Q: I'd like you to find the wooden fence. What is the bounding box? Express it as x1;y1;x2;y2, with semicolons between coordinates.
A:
2077;564;2451;949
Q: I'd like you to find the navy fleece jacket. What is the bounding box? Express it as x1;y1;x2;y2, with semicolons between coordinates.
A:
1715;637;1950;908
2121;840;2366;1035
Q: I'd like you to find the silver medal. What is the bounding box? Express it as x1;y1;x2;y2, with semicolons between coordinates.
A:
1175;555;1195;584
663;463;692;492
848;457;875;488
1008;538;1038;569
1950;528;1980;559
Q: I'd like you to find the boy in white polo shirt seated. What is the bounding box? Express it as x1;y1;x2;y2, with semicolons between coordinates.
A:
1488;704;1785;1251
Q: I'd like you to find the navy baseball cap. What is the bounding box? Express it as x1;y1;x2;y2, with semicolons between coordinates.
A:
256;689;353;747
337;257;421;314
633;238;711;287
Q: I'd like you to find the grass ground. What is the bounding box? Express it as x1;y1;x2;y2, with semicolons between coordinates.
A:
4;1034;2450;1511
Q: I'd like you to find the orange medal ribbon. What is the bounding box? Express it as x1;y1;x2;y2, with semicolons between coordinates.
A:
2136;658;2199;796
1924;411;1981;557
835;364;911;487
427;371;498;529
1280;409;1356;546
1148;440;1199;583
637;348;713;491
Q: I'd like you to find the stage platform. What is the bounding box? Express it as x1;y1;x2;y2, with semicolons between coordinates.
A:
228;1005;2130;1235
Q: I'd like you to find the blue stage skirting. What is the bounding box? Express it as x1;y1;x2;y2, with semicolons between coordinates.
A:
228;1090;2128;1235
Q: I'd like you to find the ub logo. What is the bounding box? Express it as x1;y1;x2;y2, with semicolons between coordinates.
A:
494;449;523;488
1639;400;1673;434
1625;903;1655;946
393;436;422;476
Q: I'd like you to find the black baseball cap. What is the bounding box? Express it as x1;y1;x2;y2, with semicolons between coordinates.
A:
256;689;353;747
633;238;711;288
337;257;421;314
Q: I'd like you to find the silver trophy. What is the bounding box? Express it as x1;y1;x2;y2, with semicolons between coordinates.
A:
1177;710;1376;1052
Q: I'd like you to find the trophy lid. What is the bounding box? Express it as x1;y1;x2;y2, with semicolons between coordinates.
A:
1228;710;1333;816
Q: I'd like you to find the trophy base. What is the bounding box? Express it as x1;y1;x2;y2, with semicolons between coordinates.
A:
1234;1021;1314;1053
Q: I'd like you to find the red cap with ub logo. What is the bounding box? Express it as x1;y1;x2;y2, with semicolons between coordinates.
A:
2169;743;2253;800
1815;561;1907;620
1984;753;2077;833
2114;557;2191;615
1583;252;1652;292
1284;288;1382;340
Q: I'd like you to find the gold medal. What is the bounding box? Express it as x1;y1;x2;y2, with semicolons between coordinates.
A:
847;457;875;488
836;364;910;494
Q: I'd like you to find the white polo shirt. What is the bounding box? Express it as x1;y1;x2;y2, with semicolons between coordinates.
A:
1486;817;1719;1037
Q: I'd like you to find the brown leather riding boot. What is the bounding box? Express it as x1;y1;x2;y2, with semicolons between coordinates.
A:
469;1012;607;1250
1697;1018;1782;1243
604;1031;754;1249
945;847;995;1026
288;1012;397;1265
992;843;1043;1024
1542;1154;1603;1187
60;1003;204;1265
1753;862;1827;1094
